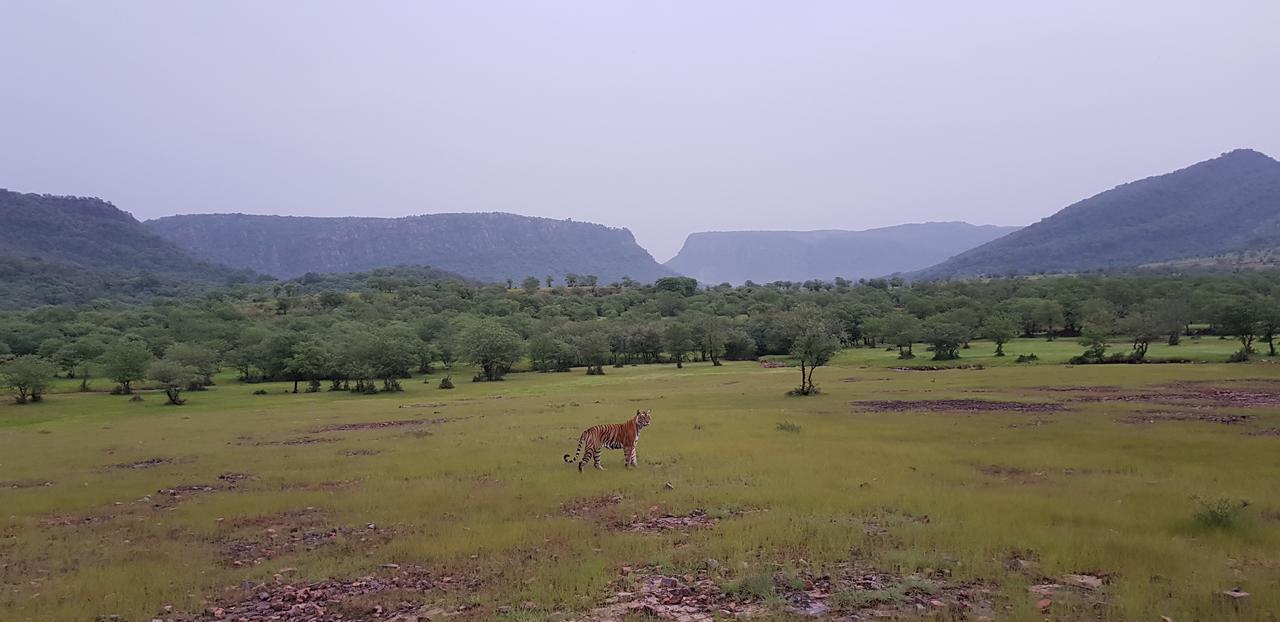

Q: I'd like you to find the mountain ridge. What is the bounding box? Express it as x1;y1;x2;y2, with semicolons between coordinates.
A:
146;212;675;284
912;149;1280;280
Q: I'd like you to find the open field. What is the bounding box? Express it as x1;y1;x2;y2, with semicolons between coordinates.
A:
3;339;1280;621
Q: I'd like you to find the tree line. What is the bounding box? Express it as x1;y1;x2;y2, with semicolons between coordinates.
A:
3;269;1279;404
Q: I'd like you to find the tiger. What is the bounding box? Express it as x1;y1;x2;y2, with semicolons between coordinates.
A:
563;409;651;472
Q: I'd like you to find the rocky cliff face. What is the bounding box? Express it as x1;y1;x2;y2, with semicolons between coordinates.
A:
664;222;1019;284
146;212;675;283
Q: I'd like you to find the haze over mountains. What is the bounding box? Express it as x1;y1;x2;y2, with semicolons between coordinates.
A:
145;213;674;284
665;223;1019;284
914;149;1280;280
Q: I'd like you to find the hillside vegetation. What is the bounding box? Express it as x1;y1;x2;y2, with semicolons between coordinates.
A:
147;212;675;284
915;149;1280;279
666;222;1018;284
0;190;257;308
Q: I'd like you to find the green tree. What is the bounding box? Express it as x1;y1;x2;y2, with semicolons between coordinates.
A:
521;276;541;292
101;339;154;394
1;355;58;404
980;314;1019;356
883;312;922;359
789;318;842;395
922;317;969;361
662;322;695;369
1214;297;1262;356
165;343;221;388
457;319;523;381
148;360;198;405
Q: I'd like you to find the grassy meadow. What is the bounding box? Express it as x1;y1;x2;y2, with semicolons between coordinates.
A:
2;337;1279;621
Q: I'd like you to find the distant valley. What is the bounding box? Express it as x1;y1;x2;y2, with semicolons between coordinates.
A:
665;222;1019;284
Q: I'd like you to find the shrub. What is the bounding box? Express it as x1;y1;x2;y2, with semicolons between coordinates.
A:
306;380;321;393
438;375;455;390
1227;349;1250;363
776;421;802;433
1015;353;1039;363
1193;497;1249;529
252;389;268;395
722;572;774;600
129;394;145;403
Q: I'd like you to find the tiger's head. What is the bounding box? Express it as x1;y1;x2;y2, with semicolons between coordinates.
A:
635;409;652;429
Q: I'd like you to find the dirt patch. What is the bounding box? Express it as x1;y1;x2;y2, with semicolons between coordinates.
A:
583;563;992;621
1122;411;1252;425
398;402;446;409
1;479;54;489
218;472;253;484
312;417;453;433
890;364;984;371
173;565;476;621
216;509;397;567
111;457;174;469
340;449;382;457
621;509;720;533
276;480;361;492
1068;382;1280;408
852;399;1065;413
561;493;625;518
1244;428;1280;437
242;436;338;447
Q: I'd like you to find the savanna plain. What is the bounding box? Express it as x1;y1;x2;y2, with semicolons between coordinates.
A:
2;339;1279;622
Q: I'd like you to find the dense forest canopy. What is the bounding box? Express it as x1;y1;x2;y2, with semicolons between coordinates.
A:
3;266;1279;402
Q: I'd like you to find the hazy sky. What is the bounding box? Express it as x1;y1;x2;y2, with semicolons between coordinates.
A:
3;2;1278;261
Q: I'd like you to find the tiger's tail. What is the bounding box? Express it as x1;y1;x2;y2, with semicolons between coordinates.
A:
564;434;585;464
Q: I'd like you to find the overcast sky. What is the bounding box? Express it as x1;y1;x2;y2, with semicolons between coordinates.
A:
3;2;1278;261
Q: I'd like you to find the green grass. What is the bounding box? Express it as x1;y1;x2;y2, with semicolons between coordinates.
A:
2;345;1280;620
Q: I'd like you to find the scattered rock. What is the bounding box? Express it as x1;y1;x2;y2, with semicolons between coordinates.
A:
1222;588;1250;600
664;482;675;490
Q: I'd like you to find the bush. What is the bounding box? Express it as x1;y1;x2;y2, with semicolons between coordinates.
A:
252;389;269;395
776;421;802;433
785;386;821;396
1015;353;1039;363
722;572;774;600
1193;497;1249;529
1227;349;1250;363
129;394;145;403
305;380;321;393
438;375;455;390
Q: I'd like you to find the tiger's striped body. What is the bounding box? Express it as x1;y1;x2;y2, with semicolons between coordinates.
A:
564;410;651;472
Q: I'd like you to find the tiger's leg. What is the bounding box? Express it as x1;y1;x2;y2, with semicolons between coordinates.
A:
578;443;591;473
623;443;635;468
593;447;605;470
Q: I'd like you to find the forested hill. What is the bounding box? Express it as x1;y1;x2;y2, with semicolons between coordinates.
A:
664;222;1018;284
0;190;256;308
913;149;1280;280
146;212;676;284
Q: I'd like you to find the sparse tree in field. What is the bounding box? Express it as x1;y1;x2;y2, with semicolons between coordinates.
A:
1035;299;1065;341
565;273;580;288
545;275;554;288
922;316;969;361
1118;306;1163;360
521;276;541;292
620;276;636;288
980;314;1020;356
165;343;221;388
696;315;730;366
788;316;842;395
1214;297;1262;356
883;312;922;359
1076;306;1117;362
1150;297;1192;345
148;360;198;405
583;274;599;291
287;341;333;393
101;339;155;394
1257;301;1280;357
662;322;695;369
1;355;57;404
457;318;523;381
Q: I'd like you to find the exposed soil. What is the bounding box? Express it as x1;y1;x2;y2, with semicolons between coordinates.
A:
216;508;397;567
621;509;720;533
243;436;339;447
312;417;453;433
397;402;446;409
889;364;984;372
172;565;476;621
581;563;994;621
111;457;174;469
1065;382;1280;407
1;479;54;489
340;449;382;457
561;493;625;518
1121;411;1252;425
1244;428;1280;437
851;399;1065;413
